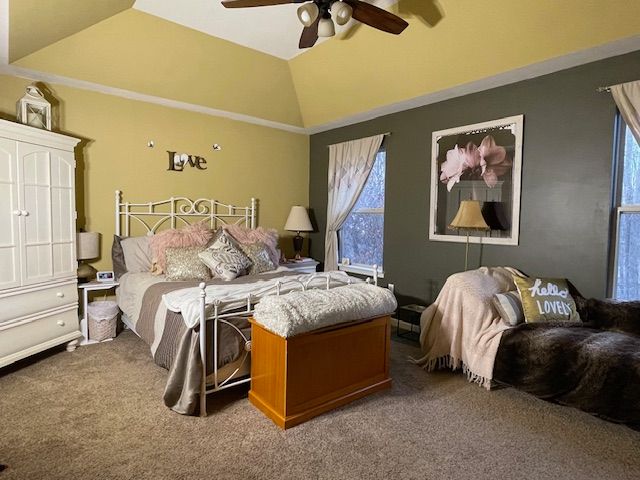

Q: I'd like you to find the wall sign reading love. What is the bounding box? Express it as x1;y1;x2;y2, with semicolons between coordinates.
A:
167;151;207;171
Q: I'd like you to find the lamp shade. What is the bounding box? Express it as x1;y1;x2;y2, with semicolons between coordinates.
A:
449;200;490;230
317;17;335;37
332;1;353;26
77;232;100;260
297;3;319;27
284;206;313;232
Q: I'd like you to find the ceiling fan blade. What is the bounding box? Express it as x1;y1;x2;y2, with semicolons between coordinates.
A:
222;0;296;8
344;0;408;34
299;16;319;49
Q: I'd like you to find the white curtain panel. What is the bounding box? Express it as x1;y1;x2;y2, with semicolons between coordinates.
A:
612;80;640;146
324;134;384;271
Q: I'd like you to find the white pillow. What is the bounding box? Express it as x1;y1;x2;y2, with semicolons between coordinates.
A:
198;231;251;281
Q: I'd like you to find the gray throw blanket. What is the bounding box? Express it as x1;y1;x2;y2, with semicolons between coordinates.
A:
494;298;640;429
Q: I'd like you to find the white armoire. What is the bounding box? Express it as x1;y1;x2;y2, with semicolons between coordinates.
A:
0;119;82;368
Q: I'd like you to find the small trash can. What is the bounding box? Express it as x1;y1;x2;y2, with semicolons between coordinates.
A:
87;301;119;342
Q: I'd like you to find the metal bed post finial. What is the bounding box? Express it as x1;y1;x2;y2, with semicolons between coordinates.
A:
198;282;207;417
250;198;256;229
115;190;122;236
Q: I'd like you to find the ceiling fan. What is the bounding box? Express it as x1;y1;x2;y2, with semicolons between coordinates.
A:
221;0;409;49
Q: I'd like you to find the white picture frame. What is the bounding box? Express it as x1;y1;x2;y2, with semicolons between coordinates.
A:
428;115;524;246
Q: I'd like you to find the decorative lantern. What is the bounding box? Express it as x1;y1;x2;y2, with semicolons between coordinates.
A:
17;85;52;130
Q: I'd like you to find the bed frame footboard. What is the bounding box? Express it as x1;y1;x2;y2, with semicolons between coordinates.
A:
197;267;381;417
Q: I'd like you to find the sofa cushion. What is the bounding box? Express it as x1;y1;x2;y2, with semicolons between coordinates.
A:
580;298;640;336
514;276;580;323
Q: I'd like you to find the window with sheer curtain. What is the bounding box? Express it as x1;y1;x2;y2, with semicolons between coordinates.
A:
338;148;386;275
613;123;640;300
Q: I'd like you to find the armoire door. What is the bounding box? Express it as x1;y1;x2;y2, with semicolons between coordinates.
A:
18;143;76;285
0;138;21;289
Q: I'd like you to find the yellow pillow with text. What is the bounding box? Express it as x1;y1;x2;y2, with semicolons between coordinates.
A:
513;276;581;323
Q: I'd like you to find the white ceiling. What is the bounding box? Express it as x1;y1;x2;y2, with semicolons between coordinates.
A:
133;0;395;60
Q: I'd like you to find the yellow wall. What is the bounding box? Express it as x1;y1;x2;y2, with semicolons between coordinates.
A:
9;0;134;62
15;9;304;128
0;74;309;271
289;0;640;127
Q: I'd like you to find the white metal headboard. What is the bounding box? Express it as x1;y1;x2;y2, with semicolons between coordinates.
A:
114;190;257;236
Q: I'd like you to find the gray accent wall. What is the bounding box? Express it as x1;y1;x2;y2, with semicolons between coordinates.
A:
308;50;640;302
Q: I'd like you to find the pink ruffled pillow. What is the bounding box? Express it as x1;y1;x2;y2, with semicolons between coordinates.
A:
149;222;214;274
223;224;279;266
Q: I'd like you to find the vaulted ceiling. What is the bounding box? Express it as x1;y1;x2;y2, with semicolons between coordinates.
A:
3;0;640;131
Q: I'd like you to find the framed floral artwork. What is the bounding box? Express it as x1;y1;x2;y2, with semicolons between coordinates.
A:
429;115;524;245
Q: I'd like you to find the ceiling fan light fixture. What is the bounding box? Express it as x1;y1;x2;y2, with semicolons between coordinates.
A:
331;1;353;26
297;3;319;27
317;17;335;37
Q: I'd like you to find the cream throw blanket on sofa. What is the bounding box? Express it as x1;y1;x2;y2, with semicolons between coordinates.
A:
413;267;522;388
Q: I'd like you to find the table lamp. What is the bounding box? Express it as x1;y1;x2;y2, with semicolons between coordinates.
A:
448;200;490;271
284;206;313;260
77;232;100;282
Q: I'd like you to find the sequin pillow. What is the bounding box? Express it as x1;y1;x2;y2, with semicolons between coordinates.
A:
241;242;277;275
165;246;211;281
199;231;252;281
513;276;581;323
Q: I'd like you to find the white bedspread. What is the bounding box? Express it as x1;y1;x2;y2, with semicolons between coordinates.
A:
253;283;397;338
412;267;521;388
163;270;359;328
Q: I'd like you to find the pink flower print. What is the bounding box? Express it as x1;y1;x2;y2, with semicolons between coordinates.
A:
440;145;468;192
479;135;512;188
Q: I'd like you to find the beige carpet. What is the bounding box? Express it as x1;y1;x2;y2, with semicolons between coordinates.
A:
1;331;639;480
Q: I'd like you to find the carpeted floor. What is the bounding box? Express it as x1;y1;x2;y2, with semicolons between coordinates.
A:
1;331;639;480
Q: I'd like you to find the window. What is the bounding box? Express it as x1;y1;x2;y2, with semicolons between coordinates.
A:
613;124;640;300
338;148;386;276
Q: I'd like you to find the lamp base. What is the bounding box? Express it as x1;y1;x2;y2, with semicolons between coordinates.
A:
292;233;303;260
77;262;97;283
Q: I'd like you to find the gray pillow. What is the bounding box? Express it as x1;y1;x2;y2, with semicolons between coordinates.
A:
199;231;251;281
120;235;153;273
493;291;525;326
111;235;127;279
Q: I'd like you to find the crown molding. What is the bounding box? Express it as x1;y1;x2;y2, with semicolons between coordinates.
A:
0;64;308;135
0;36;638;137
306;35;640;134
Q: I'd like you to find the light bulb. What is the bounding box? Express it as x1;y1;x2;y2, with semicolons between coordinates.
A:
331;1;353;26
297;3;319;27
318;17;335;37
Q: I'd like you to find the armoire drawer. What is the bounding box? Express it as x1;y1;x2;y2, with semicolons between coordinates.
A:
0;309;80;365
0;283;78;325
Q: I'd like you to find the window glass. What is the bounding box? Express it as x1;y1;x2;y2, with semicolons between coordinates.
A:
339;149;385;268
621;127;640;205
614;126;640;300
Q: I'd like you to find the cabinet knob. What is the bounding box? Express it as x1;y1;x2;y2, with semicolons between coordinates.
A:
21;210;29;217
13;210;21;216
56;292;64;298
57;320;65;327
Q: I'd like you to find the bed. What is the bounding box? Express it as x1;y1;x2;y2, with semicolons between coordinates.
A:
113;191;377;416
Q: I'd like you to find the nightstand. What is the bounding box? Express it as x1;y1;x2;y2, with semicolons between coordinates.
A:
396;304;426;340
78;280;119;346
280;257;320;274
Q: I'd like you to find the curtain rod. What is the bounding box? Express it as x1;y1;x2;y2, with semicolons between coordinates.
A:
596;86;612;92
327;132;391;148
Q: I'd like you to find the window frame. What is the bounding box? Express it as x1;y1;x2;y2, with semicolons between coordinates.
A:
337;147;386;278
609;117;640;298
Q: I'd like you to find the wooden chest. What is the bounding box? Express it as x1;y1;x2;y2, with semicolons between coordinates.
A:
249;315;391;429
